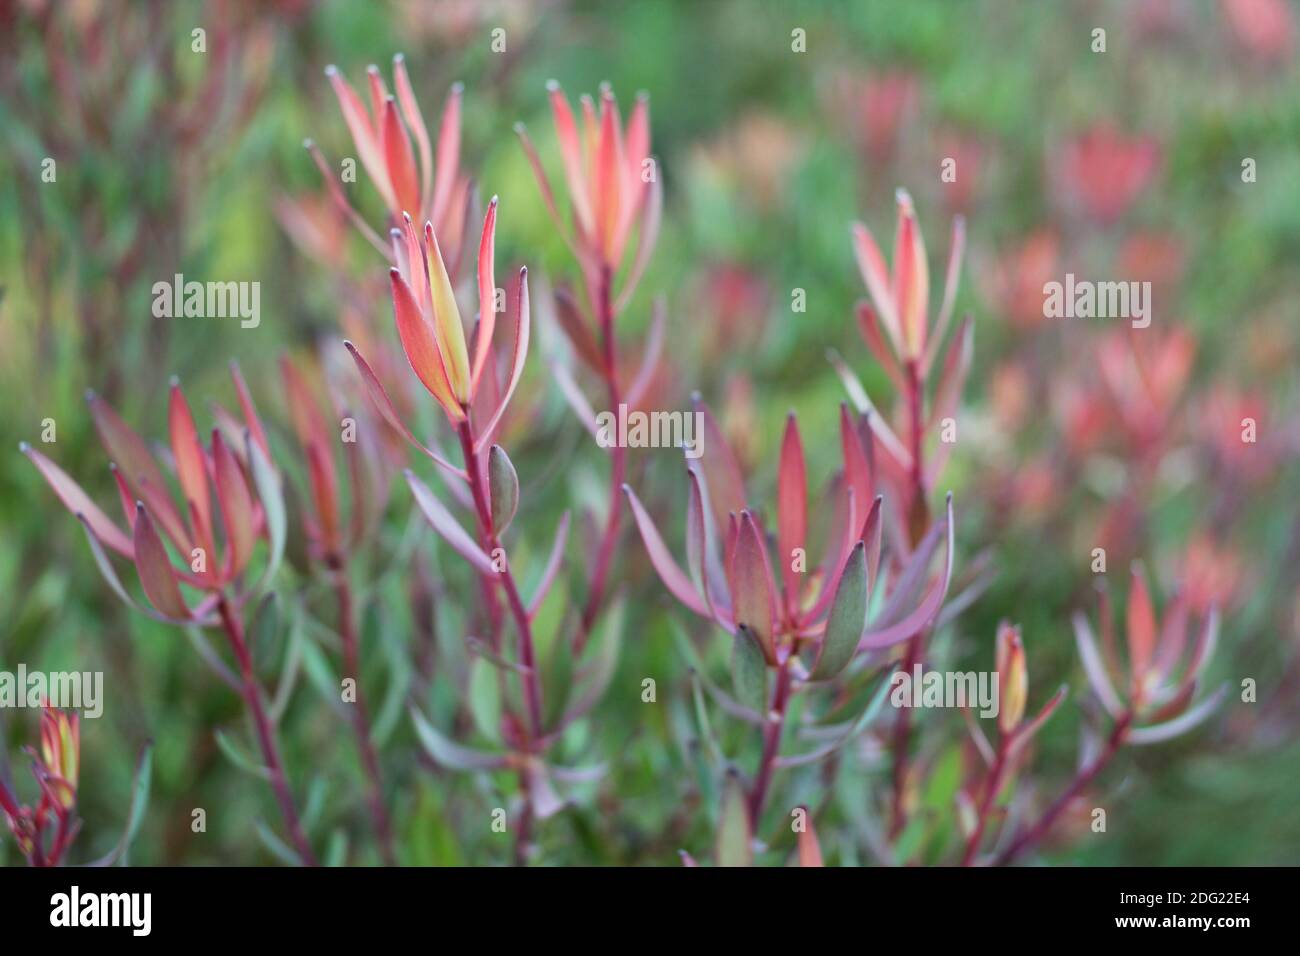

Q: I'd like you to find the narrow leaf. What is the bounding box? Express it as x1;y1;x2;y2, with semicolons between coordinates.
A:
811;540;868;681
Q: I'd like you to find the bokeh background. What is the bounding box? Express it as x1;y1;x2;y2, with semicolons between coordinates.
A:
1;0;1298;865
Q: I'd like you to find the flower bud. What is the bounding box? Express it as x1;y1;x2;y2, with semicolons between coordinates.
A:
996;622;1027;735
39;707;79;810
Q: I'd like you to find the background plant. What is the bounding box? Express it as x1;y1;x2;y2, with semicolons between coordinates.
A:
2;0;1297;865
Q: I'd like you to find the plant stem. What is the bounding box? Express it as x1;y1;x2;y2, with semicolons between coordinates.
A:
890;360;930;840
993;712;1132;866
960;737;1010;866
748;658;794;823
578;265;624;651
331;568;397;865
455;420;545;866
217;595;318;866
455;420;544;742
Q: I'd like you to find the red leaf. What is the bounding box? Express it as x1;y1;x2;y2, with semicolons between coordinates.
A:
22;444;133;557
730;511;778;663
392;54;432;208
691;394;747;531
212;430;257;576
86;390;166;496
1127;563;1157;687
343;341;465;476
473;268;531;454
777;413;807;615
624;483;710;618
389;267;462;422
430;83;463;229
133;504;190;620
168;381;212;550
840;404;873;531
471;196;499;393
381;97;420;219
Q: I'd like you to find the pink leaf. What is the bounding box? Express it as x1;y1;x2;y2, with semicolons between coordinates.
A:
22;444;133;557
405;470;496;576
624;483;710;618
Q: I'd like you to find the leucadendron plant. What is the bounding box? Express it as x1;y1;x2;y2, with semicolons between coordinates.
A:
310;56;472;267
626;397;957;863
517;82;663;644
277;354;397;864
625;189;1227;866
22;366;318;866
345;196;615;864
1;706;151;868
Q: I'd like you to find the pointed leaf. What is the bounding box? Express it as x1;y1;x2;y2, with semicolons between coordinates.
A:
343;341;467;471
474;267;531;453
471;197;499;392
731;624;769;715
1127;563;1157;684
798;809;824;867
389;267;462;420
1128;685;1227;745
133;504;190;620
777;414;807;611
212;430;256;575
22;444;132;557
716;772;753;867
811;540;868;681
487;444;519;534
380;96;420;217
405;470;496;575
731;512;778;662
624;484;710;617
410;707;508;770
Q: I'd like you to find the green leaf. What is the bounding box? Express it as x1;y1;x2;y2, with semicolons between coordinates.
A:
254;819;300;866
252;592;282;672
324;829;349;867
214;728;272;780
88;743;153;867
270;601;306;723
468;656;502;743
542;620;574;731
371;604;411;746
575;598;624;711
409;783;463;866
731;624;769;714
810;540;867;681
488;444;520;533
410;706;508;771
300;638;348;719
117;745;152;867
715;772;753;867
247;429;286;589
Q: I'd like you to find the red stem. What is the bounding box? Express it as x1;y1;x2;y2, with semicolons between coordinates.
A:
218;595;318;866
748;659;794;823
455;420;544;742
455;419;545;866
332;569;397;865
960;737;1010;866
993;712;1133;866
889;360;929;839
578;265;624;650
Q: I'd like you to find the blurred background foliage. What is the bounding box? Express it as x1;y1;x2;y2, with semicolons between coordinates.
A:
1;0;1298;864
